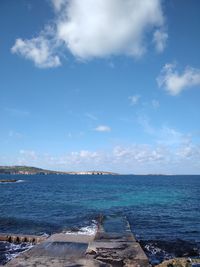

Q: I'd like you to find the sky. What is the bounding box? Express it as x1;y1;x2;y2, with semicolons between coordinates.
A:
1;0;200;174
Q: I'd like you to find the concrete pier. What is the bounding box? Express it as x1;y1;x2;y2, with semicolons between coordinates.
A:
87;216;149;266
2;216;150;267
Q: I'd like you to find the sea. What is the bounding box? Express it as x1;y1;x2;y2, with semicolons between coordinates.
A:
0;174;200;265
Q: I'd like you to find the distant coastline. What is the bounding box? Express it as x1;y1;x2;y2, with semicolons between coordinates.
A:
0;165;118;176
1;166;199;176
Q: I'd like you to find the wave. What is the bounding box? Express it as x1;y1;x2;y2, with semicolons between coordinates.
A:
0;242;33;265
0;179;25;184
16;180;25;183
65;220;98;236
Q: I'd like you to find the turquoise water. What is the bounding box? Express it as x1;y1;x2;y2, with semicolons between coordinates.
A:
0;174;200;263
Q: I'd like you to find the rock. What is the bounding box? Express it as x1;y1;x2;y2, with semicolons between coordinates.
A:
0;179;18;183
155;258;200;267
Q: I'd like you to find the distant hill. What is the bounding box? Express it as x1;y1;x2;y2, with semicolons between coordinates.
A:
0;166;118;175
0;166;55;175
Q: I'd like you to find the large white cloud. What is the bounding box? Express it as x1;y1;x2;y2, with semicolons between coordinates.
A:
57;0;165;59
12;0;166;67
157;63;200;95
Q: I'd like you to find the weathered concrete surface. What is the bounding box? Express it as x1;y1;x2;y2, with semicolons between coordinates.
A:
87;216;150;267
3;231;100;267
87;233;149;267
47;233;94;243
95;232;136;242
5;256;110;267
4;240;109;267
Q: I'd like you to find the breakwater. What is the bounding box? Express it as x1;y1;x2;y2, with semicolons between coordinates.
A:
2;215;149;267
0;234;47;244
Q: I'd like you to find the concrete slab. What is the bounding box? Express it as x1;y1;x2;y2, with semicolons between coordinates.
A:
5;257;111;267
25;241;87;258
87;240;149;266
47;233;94;243
94;232;136;242
87;216;150;266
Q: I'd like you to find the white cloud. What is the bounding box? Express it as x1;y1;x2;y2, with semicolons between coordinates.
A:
56;0;165;59
51;0;66;11
94;125;111;132
176;144;200;159
153;29;168;53
129;95;140;105
12;0;166;66
11;36;61;68
1;139;200;174
157;63;200;95
113;145;166;164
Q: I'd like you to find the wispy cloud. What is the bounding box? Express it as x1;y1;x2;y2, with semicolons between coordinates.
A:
129;95;141;105
11;35;61;68
66;131;84;139
138;114;190;147
11;0;167;67
153;29;168;53
157;63;200;95
9;130;24;139
85;113;98;121
94;125;111;132
152;99;160;109
137;115;155;135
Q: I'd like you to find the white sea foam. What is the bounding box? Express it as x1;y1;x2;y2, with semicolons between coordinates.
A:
41;233;49;238
0;179;25;184
4;242;33;264
65;220;98;236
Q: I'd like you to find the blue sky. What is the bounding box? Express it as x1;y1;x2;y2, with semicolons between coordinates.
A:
1;0;200;174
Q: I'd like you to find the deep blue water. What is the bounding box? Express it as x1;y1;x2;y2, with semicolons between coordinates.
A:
0;174;200;264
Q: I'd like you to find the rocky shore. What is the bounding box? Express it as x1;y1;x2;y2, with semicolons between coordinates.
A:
0;179;18;183
156;258;200;267
140;239;200;265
